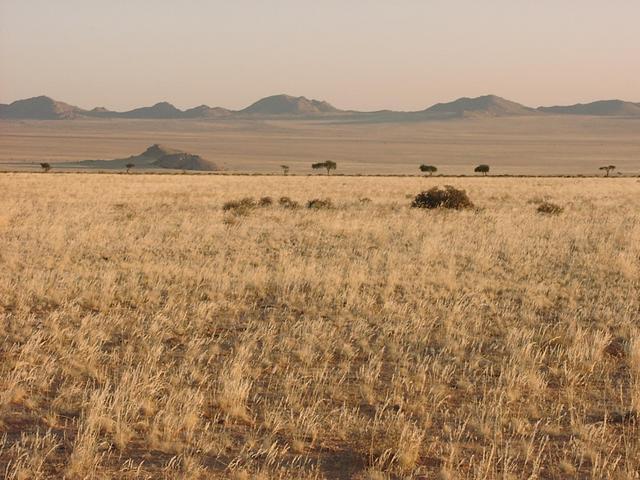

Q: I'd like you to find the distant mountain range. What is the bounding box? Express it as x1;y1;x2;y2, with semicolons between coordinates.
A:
537;100;640;116
1;94;639;120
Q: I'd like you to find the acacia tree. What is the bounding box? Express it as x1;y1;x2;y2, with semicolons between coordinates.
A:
419;165;438;176
599;165;616;177
281;165;290;175
474;164;490;176
40;162;51;173
126;163;135;174
324;161;337;175
312;161;337;175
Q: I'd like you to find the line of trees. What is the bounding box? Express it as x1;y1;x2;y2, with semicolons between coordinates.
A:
419;164;620;177
303;162;621;177
419;164;490;176
35;160;625;177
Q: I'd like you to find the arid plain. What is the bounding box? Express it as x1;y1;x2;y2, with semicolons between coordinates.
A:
1;173;639;478
1;115;639;175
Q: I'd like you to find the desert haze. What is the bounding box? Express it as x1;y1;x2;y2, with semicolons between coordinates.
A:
0;118;639;176
1;93;639;175
2;93;639;176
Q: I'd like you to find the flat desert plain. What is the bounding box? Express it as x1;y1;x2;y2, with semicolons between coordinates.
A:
1;174;639;479
1;115;639;175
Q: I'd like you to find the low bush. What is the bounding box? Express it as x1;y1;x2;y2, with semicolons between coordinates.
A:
411;186;474;209
537;201;564;215
258;196;273;207
222;197;256;214
307;198;333;209
279;197;300;209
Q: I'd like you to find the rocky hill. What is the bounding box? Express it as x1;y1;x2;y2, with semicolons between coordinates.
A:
66;144;219;171
240;94;340;115
424;95;539;117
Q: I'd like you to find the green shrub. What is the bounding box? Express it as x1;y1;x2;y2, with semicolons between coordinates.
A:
411;186;473;209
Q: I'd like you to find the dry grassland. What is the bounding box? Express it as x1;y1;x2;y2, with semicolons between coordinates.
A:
1;174;639;479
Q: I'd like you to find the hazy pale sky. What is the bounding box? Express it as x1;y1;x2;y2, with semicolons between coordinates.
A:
1;0;638;111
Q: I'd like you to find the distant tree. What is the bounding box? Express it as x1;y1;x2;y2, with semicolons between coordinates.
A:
324;160;337;175
474;164;490;176
599;165;616;177
125;163;135;174
40;162;51;173
312;161;337;175
419;164;438;176
281;165;290;175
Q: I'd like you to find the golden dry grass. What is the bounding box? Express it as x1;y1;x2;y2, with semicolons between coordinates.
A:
1;174;639;479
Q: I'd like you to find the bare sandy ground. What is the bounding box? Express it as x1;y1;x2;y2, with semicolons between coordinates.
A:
0;116;639;175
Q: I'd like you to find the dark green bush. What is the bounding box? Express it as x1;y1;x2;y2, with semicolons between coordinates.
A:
411;186;474;209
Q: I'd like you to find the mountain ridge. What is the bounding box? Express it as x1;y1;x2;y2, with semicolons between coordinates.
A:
0;95;84;119
538;99;640;116
240;94;341;115
424;95;540;117
2;94;640;120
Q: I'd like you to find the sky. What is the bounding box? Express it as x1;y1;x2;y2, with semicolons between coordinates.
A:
1;0;639;111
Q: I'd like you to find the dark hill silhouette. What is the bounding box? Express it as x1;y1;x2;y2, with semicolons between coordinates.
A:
538;100;640;116
64;144;219;171
182;105;232;118
424;95;538;117
240;94;340;115
152;152;218;170
88;107;112;116
117;102;184;119
0;95;84;119
140;144;180;158
82;102;232;119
